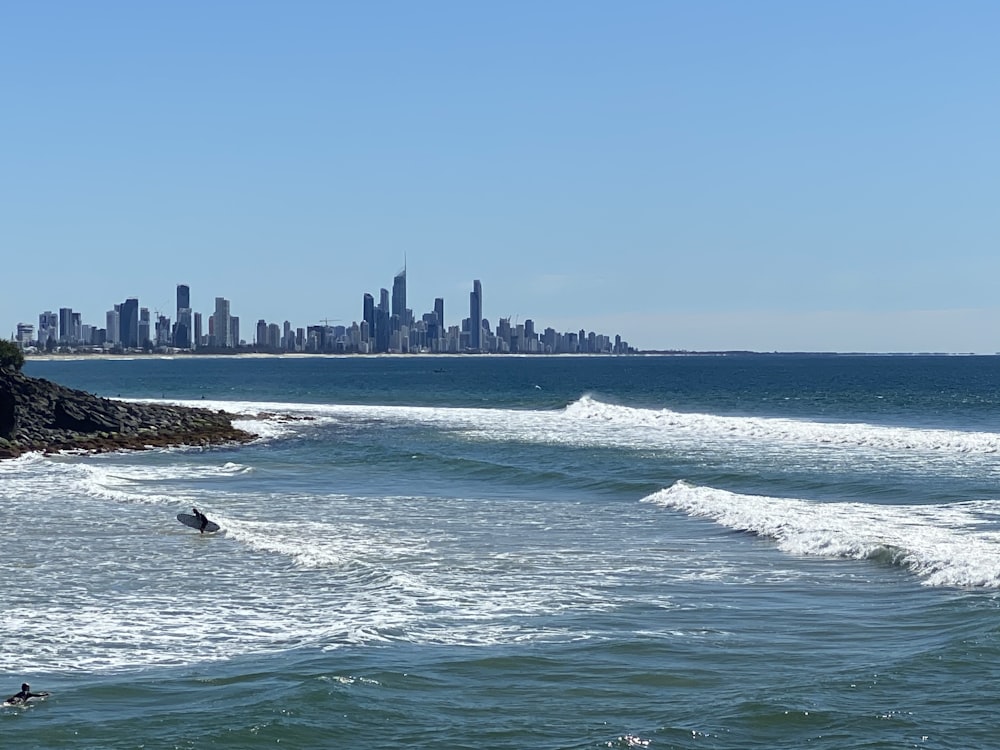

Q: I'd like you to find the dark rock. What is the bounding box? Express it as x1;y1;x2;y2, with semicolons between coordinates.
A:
53;398;119;433
0;367;254;461
0;385;16;438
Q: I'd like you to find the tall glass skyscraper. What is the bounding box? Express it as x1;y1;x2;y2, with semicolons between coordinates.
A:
362;293;375;343
214;297;232;348
59;307;74;344
119;298;139;348
470;280;482;351
106;308;120;345
176;284;190;313
176;284;192;348
392;267;406;323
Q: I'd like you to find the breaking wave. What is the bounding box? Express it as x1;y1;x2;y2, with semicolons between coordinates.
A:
643;481;1000;588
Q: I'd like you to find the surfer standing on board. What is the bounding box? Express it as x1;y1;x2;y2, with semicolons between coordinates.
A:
192;507;211;534
6;683;49;705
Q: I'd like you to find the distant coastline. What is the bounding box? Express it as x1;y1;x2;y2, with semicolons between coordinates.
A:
21;349;989;362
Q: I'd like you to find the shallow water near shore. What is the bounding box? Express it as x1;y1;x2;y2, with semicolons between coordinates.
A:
5;354;1000;749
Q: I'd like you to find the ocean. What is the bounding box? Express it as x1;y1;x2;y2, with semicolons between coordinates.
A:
4;354;1000;749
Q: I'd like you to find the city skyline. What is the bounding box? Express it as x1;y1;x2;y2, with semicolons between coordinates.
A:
10;268;631;355
3;4;998;352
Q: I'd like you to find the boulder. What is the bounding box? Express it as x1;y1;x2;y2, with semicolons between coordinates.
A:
0;367;253;460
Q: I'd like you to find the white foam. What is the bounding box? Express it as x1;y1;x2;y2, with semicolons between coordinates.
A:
79;461;253;483
0;473;626;673
643;481;1000;588
561;396;1000;455
218;517;360;569
71;464;191;506
129;396;1000;472
6;392;1000;675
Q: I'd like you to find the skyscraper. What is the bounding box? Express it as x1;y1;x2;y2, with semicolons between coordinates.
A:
214;297;231;348
139;308;151;348
362;293;375;343
38;311;57;345
71;312;82;344
106;307;120;346
432;297;445;348
16;323;34;348
59;307;74;344
176;284;190;313
434;297;444;330
175;283;192;348
392;266;406;322
119;298;139;348
469;279;483;351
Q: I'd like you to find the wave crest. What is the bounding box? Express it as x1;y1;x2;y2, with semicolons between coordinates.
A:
643;481;1000;588
564;396;1000;455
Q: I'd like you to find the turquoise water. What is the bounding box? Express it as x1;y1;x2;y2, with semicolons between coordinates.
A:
4;354;1000;749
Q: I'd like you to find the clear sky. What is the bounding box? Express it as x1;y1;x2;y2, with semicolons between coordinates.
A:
3;1;998;352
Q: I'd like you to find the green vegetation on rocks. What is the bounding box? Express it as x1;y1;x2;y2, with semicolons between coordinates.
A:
0;340;24;372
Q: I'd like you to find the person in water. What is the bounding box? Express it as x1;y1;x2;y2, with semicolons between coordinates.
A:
192;506;210;534
6;683;49;705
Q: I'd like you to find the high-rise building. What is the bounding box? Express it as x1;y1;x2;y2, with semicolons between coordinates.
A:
16;323;34;347
175;283;192;348
375;288;390;353
119;298;140;348
59;307;74;344
139;308;151;348
214;297;231;348
469;280;483;351
175;308;193;348
194;312;203;347
497;317;511;351
434;297;444;331
38;311;57;345
267;323;281;349
71;312;82;344
106;308;120;345
155;315;171;347
392;266;407;324
362;293;375;343
176;284;190;314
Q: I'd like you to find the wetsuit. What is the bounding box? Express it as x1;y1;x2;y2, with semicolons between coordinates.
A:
6;687;48;705
193;508;210;533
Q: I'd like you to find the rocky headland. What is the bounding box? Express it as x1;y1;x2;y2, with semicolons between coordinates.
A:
0;366;255;460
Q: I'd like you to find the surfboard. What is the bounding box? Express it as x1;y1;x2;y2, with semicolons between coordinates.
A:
3;695;48;707
176;512;221;533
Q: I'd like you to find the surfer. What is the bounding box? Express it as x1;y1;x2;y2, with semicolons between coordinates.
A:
6;683;49;705
192;506;210;534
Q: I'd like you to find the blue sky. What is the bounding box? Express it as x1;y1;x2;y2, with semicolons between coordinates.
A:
3;1;998;352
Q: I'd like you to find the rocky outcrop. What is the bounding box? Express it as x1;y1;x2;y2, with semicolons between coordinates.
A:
0;367;255;460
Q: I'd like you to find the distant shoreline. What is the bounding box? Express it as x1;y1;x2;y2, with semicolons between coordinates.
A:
21;349;992;362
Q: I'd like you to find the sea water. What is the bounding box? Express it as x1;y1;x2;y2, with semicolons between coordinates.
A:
3;354;1000;749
